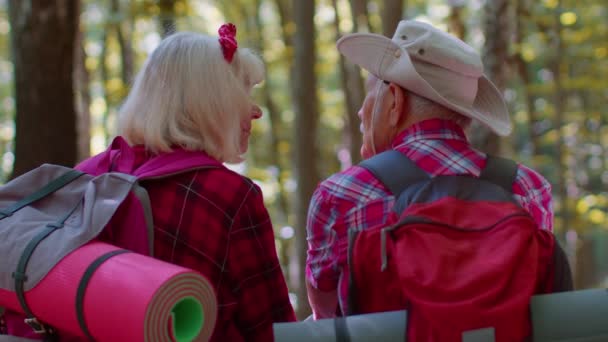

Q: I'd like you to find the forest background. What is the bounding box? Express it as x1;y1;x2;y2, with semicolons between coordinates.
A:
0;0;606;319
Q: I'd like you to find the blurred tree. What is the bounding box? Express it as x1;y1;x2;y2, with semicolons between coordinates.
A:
446;0;465;40
100;22;111;141
332;0;364;166
341;0;372;165
112;0;134;86
275;0;295;49
469;0;510;156
8;0;80;178
75;25;91;162
158;0;176;37
513;0;540;159
255;0;293;283
552;0;568;241
350;0;371;32
292;0;319;319
98;0;135;142
381;0;404;36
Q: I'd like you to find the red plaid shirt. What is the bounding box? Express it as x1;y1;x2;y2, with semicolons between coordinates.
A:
306;119;554;314
126;147;296;341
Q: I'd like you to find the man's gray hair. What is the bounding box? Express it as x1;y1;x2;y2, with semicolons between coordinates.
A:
408;92;472;129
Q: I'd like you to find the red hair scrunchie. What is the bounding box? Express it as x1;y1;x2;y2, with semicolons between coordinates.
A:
218;23;238;63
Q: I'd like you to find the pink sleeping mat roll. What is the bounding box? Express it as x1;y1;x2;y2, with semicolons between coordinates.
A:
0;241;217;342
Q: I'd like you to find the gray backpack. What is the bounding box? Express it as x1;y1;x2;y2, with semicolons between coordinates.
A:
0;137;220;339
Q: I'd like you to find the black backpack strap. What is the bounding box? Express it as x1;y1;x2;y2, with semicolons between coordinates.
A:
0;169;84;220
76;249;131;340
478;155;518;193
551;240;574;292
334;316;351;342
358;150;429;196
12;192;83;341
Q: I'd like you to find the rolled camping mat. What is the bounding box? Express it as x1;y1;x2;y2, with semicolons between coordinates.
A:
0;336;41;342
530;288;608;341
0;241;217;342
273;310;407;342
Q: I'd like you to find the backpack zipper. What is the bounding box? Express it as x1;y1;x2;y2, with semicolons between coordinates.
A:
379;212;533;272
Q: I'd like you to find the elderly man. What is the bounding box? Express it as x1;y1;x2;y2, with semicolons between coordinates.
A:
305;20;556;321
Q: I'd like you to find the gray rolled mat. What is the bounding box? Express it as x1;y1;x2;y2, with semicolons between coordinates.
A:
531;288;608;342
0;337;41;342
273;310;407;342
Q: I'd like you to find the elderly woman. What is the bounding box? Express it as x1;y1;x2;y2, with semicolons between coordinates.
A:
112;26;296;340
1;24;295;341
118;25;296;340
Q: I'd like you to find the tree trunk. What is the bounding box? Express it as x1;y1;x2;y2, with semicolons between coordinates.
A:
252;0;293;283
469;0;509;156
552;0;568;242
292;0;319;320
273;0;300;293
216;0;249;34
158;0;176;37
112;0;134;86
332;0;364;167
275;0;295;47
349;0;371;32
100;29;112;142
343;0;371;165
253;2;290;224
447;4;466;40
8;0;80;178
274;0;295;87
74;25;91;162
514;0;539;160
381;0;404;37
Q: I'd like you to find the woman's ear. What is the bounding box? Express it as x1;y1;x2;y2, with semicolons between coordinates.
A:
388;83;406;127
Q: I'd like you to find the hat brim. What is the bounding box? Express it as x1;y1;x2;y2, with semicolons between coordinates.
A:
337;33;512;136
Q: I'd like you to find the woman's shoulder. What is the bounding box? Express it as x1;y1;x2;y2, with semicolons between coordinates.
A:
180;165;263;206
204;166;259;191
145;165;264;224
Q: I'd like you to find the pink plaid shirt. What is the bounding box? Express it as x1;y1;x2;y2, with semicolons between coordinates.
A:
305;119;553;314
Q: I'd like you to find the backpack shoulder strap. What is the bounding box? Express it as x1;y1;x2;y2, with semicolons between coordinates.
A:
551;239;574;292
478;155;518;193
358;150;429;196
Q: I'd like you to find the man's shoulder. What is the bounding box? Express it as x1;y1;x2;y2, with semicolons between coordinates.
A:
316;164;390;202
514;161;552;190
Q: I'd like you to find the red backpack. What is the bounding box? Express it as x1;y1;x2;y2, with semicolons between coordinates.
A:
348;150;572;342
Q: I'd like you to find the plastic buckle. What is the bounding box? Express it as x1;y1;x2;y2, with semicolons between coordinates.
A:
24;317;53;335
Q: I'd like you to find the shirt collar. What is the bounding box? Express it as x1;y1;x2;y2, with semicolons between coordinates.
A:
392;118;469;148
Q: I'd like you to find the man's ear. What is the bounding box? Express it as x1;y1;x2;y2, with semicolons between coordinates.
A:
388;83;406;127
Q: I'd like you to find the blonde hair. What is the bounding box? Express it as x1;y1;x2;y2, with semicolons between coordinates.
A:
117;32;264;163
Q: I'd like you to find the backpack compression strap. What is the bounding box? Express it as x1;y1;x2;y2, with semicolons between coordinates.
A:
0;169;84;219
75;249;131;340
358;150;429;196
7;170;85;340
